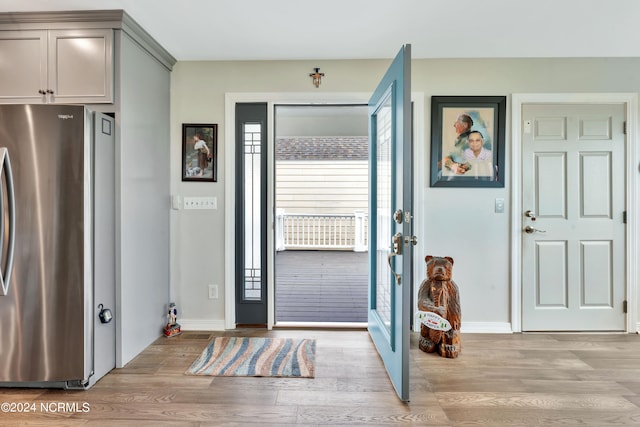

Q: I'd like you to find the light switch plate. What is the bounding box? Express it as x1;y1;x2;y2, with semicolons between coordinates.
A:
495;198;505;213
171;195;181;210
184;196;217;210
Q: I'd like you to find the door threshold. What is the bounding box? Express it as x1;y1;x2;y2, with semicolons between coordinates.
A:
274;321;367;329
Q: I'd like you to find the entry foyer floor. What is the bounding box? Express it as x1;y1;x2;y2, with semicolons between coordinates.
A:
3;330;640;425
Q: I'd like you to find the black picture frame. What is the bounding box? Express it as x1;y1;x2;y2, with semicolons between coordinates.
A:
430;96;506;187
181;123;218;182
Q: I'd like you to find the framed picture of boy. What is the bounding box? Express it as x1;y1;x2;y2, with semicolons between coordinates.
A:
430;96;506;188
181;123;218;182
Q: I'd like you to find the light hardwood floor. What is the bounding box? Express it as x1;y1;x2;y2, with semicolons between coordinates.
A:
1;329;640;426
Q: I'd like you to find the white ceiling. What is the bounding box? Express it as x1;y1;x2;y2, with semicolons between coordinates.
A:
0;0;639;61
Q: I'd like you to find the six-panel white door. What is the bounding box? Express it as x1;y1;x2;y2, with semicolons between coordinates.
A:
522;103;626;331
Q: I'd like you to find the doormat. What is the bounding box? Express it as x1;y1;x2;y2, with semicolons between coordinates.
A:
186;336;316;378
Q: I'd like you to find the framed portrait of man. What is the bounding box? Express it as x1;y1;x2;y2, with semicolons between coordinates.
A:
430;96;506;188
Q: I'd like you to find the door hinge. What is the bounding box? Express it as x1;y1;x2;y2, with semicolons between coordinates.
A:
623;300;628;314
623;210;627;224
623;121;627;135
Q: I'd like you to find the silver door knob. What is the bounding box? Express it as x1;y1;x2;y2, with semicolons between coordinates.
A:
393;209;403;224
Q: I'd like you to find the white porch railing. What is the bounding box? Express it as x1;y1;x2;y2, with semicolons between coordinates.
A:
276;209;368;251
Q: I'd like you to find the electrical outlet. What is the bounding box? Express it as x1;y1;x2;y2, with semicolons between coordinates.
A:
208;284;218;299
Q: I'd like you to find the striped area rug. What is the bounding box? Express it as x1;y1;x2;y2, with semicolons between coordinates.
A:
186;337;316;377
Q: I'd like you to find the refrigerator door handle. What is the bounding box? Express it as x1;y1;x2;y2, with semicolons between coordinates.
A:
0;147;15;296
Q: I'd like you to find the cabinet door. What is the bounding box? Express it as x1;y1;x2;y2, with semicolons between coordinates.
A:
48;29;114;104
0;31;48;103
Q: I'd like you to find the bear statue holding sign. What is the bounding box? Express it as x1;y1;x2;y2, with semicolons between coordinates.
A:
417;256;461;358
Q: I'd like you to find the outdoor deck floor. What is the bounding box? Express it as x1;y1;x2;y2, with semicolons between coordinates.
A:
275;250;368;323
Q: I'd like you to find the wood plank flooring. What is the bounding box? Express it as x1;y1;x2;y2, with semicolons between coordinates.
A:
1;330;640;426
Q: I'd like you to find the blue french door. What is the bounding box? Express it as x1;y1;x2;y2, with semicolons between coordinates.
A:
368;45;412;402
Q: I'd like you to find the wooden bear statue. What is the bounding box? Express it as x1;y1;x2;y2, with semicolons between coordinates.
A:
417;256;461;358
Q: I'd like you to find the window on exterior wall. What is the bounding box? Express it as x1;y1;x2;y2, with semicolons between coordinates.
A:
243;123;262;301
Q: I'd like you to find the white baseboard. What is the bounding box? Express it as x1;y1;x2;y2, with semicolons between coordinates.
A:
179;319;226;331
180;319;512;333
460;322;513;334
412;320;513;334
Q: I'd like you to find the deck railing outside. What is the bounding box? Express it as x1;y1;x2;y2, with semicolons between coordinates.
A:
276;209;368;251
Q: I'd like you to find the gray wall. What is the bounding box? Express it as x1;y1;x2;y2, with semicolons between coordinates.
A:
170;57;640;331
117;32;171;365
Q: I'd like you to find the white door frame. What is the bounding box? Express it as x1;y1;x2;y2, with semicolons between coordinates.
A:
511;93;639;333
224;92;426;330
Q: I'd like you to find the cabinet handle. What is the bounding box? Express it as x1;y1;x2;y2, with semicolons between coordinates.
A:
46;89;54;94
38;90;46;95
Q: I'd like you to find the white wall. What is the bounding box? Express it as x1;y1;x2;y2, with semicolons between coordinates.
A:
170;58;640;331
117;32;171;365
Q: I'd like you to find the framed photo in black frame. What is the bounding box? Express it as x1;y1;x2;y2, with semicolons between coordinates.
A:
430;96;506;187
181;123;218;182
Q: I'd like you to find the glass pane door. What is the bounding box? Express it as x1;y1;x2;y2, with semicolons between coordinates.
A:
367;45;412;402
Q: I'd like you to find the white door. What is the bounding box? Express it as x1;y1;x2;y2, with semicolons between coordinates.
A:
522;103;626;331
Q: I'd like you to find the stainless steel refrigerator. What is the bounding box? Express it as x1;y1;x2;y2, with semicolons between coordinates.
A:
0;104;115;389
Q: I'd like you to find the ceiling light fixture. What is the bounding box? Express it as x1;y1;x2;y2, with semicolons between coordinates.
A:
309;67;324;88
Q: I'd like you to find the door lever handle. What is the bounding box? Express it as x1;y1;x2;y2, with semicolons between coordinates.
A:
524;225;546;234
388;232;404;285
387;253;402;285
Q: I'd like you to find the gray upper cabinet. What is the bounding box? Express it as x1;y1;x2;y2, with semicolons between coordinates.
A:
0;28;114;104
